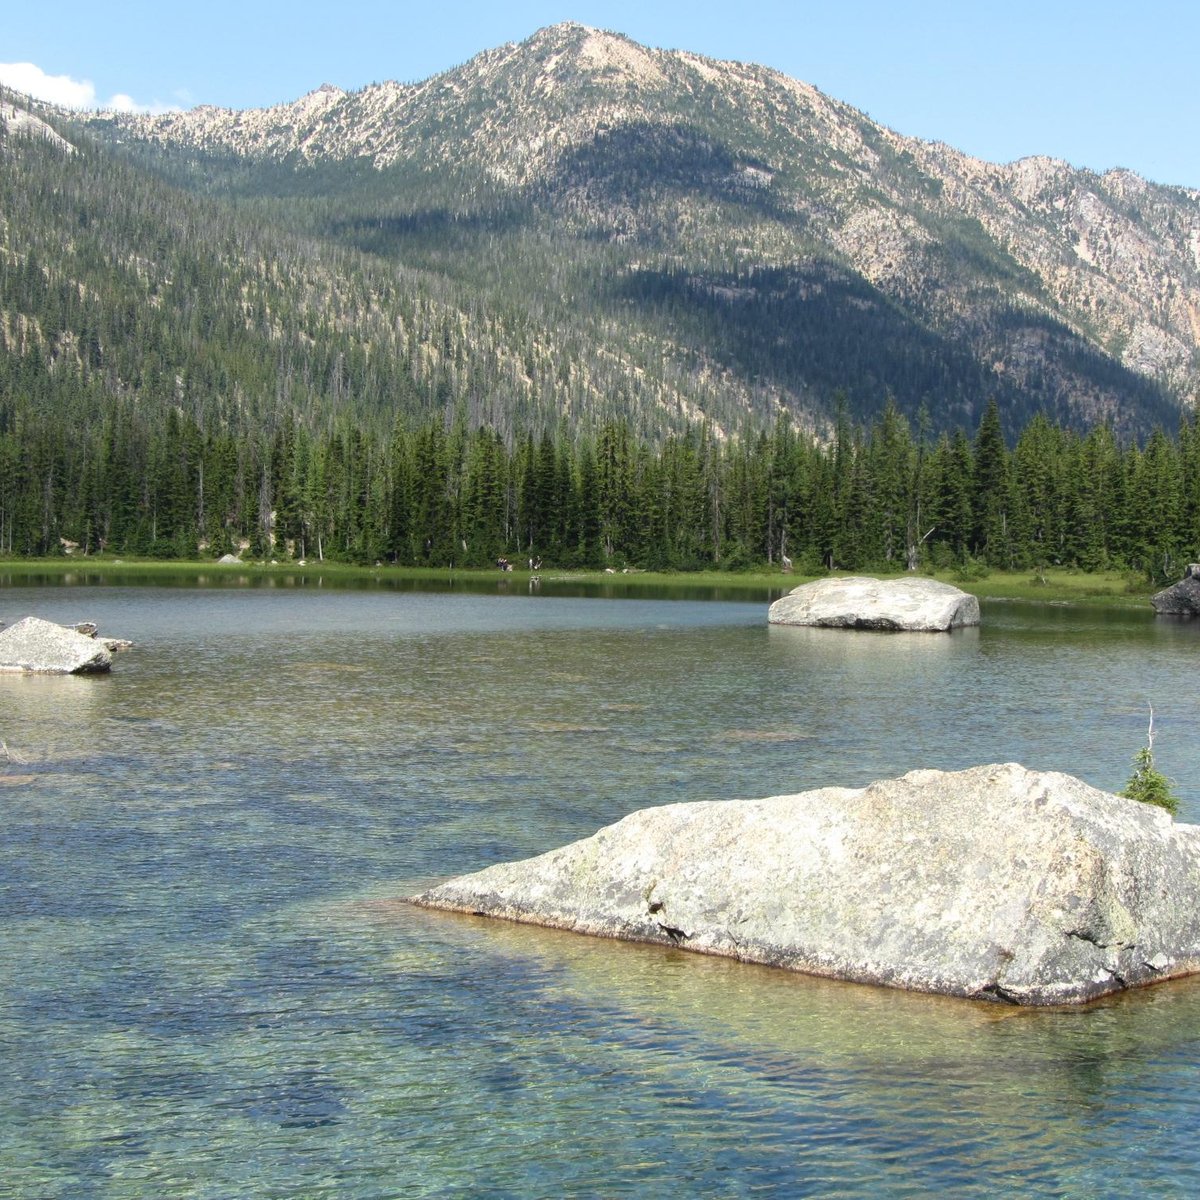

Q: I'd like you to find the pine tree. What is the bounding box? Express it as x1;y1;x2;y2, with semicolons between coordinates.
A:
972;398;1010;566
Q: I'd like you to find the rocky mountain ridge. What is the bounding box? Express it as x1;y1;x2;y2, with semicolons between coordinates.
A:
7;23;1199;438
0;99;74;154
90;23;1199;420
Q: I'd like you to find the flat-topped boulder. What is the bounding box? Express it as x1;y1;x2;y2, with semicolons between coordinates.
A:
0;616;131;674
1152;564;1200;616
412;764;1200;1006
769;575;980;631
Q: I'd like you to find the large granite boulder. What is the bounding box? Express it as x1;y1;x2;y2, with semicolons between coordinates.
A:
412;764;1200;1006
769;576;980;631
0;616;126;673
1152;564;1200;616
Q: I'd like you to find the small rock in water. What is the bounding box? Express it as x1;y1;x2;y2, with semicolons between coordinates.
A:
0;615;132;674
1152;565;1200;616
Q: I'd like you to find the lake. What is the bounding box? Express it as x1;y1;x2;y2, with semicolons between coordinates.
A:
2;578;1199;1197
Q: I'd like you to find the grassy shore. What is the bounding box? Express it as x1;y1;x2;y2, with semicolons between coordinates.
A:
0;556;1159;608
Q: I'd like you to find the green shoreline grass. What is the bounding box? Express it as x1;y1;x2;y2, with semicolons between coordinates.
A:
0;556;1158;609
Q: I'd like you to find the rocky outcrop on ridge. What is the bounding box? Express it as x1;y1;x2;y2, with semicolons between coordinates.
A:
0;99;75;154
768;576;980;631
0;616;131;673
1152;564;1200;616
412;764;1200;1006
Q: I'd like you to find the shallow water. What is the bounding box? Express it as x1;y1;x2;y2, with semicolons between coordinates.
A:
2;583;1199;1197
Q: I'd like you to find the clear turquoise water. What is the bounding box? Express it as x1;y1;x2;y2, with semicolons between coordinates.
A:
2;583;1199;1197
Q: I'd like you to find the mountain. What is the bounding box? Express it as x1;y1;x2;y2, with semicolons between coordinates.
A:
5;23;1200;441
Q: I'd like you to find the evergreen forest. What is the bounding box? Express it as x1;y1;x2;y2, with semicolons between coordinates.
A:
2;383;1197;582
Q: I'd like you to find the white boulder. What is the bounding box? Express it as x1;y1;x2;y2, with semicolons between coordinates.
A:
412;764;1200;1006
0;616;128;674
769;576;980;631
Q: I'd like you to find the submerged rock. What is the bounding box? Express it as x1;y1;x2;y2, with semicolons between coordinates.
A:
768;576;980;632
0;615;131;674
1152;564;1200;616
412;764;1200;1006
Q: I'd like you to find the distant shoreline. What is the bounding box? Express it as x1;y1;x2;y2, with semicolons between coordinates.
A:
0;559;1158;610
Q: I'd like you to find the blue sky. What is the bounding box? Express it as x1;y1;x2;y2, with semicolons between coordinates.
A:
3;1;1197;189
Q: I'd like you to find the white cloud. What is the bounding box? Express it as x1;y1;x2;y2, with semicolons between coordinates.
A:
0;61;180;114
0;61;97;107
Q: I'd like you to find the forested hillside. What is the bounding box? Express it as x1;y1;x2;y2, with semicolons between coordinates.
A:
0;105;725;445
83;23;1199;436
2;25;1199;572
4;21;1198;453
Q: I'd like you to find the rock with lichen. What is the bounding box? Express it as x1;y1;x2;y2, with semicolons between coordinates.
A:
412;763;1200;1006
1152;565;1200;616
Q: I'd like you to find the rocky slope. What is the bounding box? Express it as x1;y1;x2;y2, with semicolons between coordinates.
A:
0;99;74;154
93;23;1199;422
1;25;1194;439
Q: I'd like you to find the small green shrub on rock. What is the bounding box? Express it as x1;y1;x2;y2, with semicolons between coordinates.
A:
1121;710;1180;817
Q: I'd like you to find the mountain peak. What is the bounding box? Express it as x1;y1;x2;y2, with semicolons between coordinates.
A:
291;83;346;115
515;22;669;89
63;25;1200;426
527;20;598;40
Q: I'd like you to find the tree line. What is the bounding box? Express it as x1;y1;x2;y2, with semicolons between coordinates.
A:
1;390;1197;580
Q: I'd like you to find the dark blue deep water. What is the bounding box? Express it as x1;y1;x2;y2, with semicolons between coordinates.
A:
2;582;1199;1197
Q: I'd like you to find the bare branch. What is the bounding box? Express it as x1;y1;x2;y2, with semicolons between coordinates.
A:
0;739;29;765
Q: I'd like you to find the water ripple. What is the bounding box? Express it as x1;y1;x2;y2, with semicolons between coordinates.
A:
2;589;1199;1197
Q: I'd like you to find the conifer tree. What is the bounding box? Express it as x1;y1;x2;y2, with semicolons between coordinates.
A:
1122;706;1180;817
971;399;1010;565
